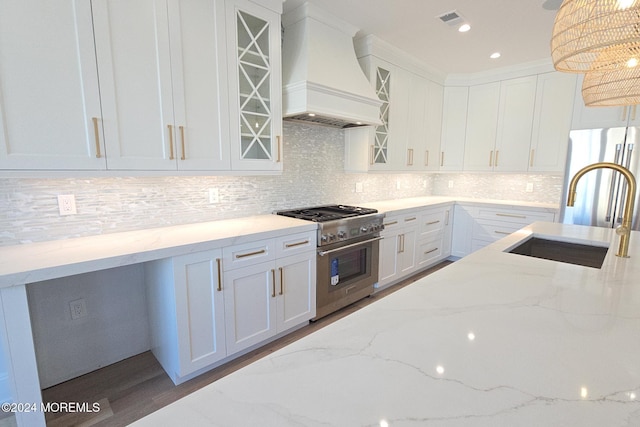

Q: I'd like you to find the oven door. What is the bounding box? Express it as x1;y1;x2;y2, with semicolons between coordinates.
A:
315;236;381;319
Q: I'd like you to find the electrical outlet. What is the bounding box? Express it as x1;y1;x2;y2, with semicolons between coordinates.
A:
526;182;534;193
355;182;364;193
396;180;401;190
57;195;77;215
208;188;219;204
70;298;87;320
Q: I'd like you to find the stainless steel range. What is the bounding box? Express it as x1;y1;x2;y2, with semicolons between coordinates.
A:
276;205;384;320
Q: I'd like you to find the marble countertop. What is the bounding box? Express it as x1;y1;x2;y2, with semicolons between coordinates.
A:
0;215;316;287
132;222;640;426
364;196;559;215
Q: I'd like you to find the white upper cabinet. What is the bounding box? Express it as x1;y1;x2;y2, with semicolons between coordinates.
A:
439;86;468;171
463;77;537;172
0;0;105;170
92;0;175;170
93;0;230;171
571;74;640;129
406;74;443;171
529;72;576;172
494;76;537;172
226;0;283;172
463;82;500;171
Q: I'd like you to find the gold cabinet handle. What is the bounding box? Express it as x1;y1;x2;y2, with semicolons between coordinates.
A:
397;234;403;254
425;150;429;166
167;124;175;160
440;151;444;167
632;105;638;121
495;213;526;219
404;217;417;222
235;249;266;259
489;150;493;167
179;125;186;160
285;240;309;248
445;209;450;226
425;220;441;225
279;267;284;295
530;149;535;167
407;148;414;166
424;247;438;255
370;145;375;165
384;220;398;226
495;150;499;167
271;269;276;297
216;258;222;291
622;105;628;121
92;117;102;158
494;230;511;235
276;135;282;162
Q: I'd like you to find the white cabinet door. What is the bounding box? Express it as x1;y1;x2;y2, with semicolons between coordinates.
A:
398;227;417;276
424;80;444;171
406;74;442;171
463;82;500;171
494;76;537;172
529;72;577;172
440;86;468;171
226;0;283;172
173;251;226;376
92;0;175;170
168;0;231;170
378;217;401;286
276;252;315;332
223;261;276;354
0;0;105;170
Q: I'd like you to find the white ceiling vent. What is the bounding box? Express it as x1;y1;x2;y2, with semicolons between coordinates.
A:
437;10;464;27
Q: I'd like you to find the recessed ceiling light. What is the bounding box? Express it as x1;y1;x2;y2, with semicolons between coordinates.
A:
308;113;316;117
490;52;501;59
627;57;639;68
458;23;471;32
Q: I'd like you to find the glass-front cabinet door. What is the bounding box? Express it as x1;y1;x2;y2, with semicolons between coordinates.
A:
226;0;282;172
373;67;390;166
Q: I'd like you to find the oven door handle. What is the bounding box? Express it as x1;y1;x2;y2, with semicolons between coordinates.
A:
317;236;383;256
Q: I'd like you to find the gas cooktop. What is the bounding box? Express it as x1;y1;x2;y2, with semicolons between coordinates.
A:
275;204;378;222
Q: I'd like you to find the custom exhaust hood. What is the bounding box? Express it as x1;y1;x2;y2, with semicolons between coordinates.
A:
281;2;382;129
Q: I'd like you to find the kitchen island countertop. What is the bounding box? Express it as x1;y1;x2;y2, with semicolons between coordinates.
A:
132;221;640;426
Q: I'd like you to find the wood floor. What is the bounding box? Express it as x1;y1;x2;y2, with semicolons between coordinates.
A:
42;261;452;427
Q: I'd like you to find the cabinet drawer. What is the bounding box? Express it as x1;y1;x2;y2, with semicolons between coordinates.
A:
275;231;316;258
416;237;444;267
472;219;523;243
419;209;449;239
223;238;274;271
475;207;555;225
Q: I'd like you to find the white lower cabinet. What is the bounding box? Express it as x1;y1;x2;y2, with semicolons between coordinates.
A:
145;249;226;384
146;230;315;385
378;205;452;289
452;204;557;257
222;233;315;355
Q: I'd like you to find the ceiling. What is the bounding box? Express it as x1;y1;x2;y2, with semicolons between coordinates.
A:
283;0;563;76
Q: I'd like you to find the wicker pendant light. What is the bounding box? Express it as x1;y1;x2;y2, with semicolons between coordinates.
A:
551;0;640;72
582;51;640;105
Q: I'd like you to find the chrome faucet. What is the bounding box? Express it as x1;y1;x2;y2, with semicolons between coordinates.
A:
567;162;637;258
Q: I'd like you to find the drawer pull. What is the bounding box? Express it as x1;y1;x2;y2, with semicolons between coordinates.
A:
494;230;511;235
404;217;417;222
279;267;284;295
384;221;398;226
235;249;266;259
495;213;526;219
425;220;441;225
424;247;438;255
285;240;309;248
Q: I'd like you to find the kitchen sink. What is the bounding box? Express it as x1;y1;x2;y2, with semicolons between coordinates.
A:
507;237;609;269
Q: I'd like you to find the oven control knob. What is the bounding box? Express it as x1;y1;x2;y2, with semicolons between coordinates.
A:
321;234;328;243
328;234;336;241
337;231;347;239
360;226;369;233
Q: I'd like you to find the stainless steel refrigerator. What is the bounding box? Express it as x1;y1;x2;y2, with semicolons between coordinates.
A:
560;126;640;231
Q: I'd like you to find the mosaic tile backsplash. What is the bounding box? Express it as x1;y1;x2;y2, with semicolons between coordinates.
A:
0;122;563;246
